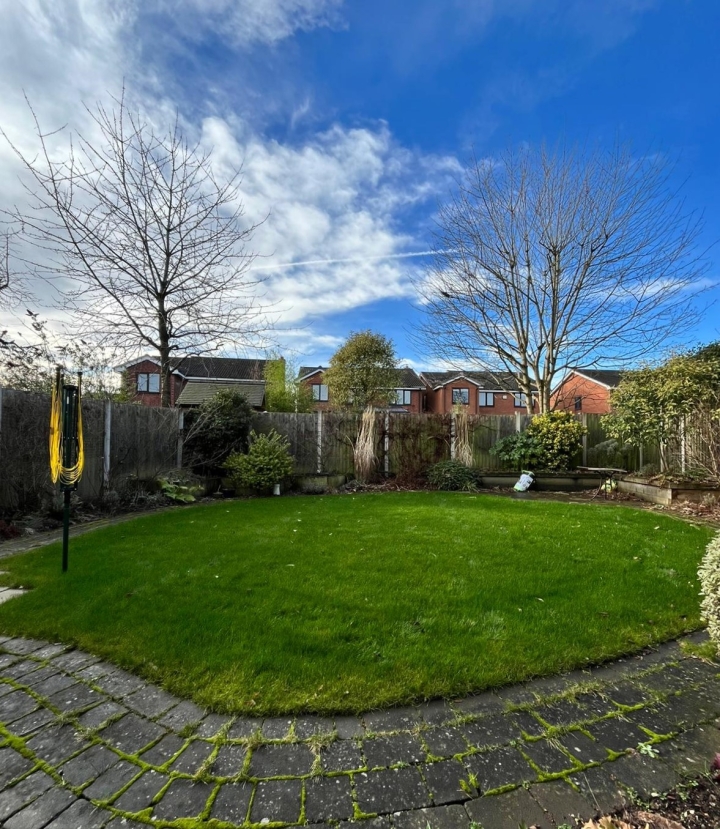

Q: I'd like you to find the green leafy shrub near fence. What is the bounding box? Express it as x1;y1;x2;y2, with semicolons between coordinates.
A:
427;459;478;491
699;532;720;650
491;411;585;471
224;429;294;493
183;390;253;473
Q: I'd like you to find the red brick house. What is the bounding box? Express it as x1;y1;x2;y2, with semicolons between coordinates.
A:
298;366;425;412
420;371;538;415
119;355;269;408
551;368;622;415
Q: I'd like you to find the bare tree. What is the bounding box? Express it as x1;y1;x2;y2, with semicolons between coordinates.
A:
417;145;707;413
2;93;269;406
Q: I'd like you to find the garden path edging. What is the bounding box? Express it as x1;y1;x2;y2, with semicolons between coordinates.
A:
1;631;719;829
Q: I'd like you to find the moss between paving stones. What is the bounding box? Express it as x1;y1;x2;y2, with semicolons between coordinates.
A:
1;634;719;828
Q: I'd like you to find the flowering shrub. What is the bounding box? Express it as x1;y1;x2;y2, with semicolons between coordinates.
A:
491;411;585;471
699;532;720;647
224;429;294;492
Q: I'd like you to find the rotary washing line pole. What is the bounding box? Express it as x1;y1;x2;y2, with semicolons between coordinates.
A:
50;367;85;572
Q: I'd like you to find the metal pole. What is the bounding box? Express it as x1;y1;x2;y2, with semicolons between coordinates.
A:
62;489;70;572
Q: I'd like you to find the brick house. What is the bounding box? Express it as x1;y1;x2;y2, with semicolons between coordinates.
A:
551;368;623;415
298;366;425;412
420;371;538;415
119;356;269;408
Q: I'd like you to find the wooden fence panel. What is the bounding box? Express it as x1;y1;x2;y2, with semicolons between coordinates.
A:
108;403;178;485
251;413;318;475
388;413;451;478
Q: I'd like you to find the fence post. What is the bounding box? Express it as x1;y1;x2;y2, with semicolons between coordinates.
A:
680;416;686;474
450;412;456;460
639;444;644;469
316;410;323;474
515;412;522;433
0;388;3;469
103;401;112;490
384;412;390;477
582;413;588;466
176;409;184;468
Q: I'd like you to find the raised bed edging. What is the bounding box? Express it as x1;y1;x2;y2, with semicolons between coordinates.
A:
476;472;601;491
618;478;720;506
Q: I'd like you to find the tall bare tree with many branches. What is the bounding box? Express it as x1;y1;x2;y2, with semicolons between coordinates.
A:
2;94;268;406
417;146;707;413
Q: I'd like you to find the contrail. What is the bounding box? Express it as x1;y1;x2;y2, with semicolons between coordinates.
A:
249;249;441;272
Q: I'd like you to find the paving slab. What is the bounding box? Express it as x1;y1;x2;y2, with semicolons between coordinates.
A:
0;772;56;822
322;739;365;772
152;778;213;820
123;685;179;719
76;700;127;730
464;746;533;793
58;744;120;787
558;730;609;765
305;774;355;822
465;788;548;829
43;798;109;829
520;738;576;775
530;780;597;825
112;769;168;813
354;767;431;814
364;733;426;767
26;724;88;766
169;739;214;774
392;804;470;829
250;779;303;823
655;722;720;777
210;781;253;824
0;746;35;786
608;752;682;799
212;744;248;777
421;759;470;805
82;760;141;802
3;787;76;829
195;712;233;738
249;742;315;777
156;699;204;731
334;715;365;739
569;767;630;816
363;706;421;733
137;733;185;767
99;713;167;754
423;727;468;758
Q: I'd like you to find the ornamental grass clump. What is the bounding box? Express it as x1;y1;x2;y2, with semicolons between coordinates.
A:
699;532;720;646
224;429;294;493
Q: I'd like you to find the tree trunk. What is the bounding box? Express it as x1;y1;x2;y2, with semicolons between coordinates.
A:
159;342;172;408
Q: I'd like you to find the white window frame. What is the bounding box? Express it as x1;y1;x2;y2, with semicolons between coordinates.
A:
452;387;469;405
312;383;329;402
395;389;412;405
478;391;495;407
514;393;528;408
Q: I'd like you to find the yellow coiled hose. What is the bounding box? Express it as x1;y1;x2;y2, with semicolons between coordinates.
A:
49;373;85;487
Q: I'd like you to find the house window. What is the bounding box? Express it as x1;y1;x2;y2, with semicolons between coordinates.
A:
137;373;160;393
574;396;582;412
452;388;469;405
395;389;412;405
514;393;528;408
478;391;495;407
312;384;329;402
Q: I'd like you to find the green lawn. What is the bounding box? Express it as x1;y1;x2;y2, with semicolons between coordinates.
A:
0;492;712;715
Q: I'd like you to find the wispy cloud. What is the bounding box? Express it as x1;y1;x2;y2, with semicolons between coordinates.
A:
250;250;439;272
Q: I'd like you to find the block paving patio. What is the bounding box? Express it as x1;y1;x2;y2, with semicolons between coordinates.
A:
0;631;719;828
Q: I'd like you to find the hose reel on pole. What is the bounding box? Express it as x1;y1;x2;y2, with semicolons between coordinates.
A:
49;367;85;571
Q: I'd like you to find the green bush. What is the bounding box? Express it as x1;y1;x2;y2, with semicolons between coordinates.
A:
184;390;253;472
528;411;585;471
489;432;545;470
490;412;585;471
224;430;294;492
427;460;478;491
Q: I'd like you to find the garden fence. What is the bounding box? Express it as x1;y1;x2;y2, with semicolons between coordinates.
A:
0;387;706;513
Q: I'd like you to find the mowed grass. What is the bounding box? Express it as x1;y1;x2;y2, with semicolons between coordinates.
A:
0;492;712;715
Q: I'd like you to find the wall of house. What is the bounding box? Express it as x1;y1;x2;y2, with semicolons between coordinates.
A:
300;370;423;412
125;360;185;407
424;383;536;415
552;374;612;414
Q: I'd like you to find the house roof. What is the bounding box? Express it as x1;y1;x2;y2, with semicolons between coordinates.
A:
175;380;265;408
121;355;269;381
568;368;623;389
298;366;325;380
298;366;423;388
420;370;532;392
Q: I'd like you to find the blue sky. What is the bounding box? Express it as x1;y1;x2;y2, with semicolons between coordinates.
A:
0;0;718;372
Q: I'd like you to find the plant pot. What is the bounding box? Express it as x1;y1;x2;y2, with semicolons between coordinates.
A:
273;483;281;496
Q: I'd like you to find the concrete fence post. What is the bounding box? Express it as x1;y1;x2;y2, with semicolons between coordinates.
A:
582;413;588;466
176;409;184;469
515;412;522;433
384;412;390;476
450;412;456;460
103;400;112;490
316;410;323;474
